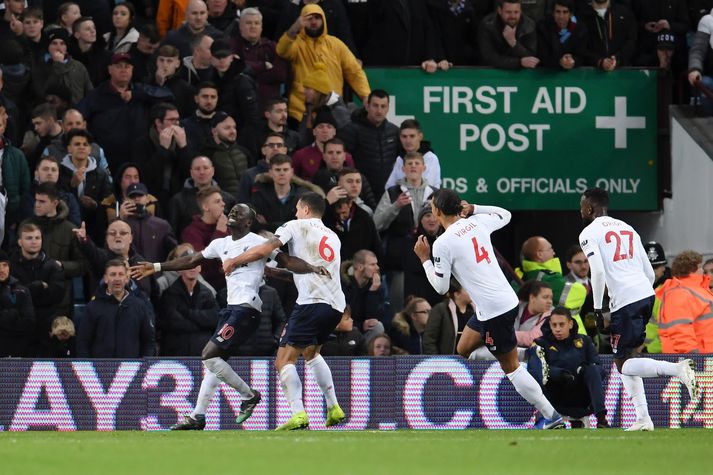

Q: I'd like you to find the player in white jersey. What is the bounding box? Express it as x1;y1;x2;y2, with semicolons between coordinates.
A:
223;192;347;430
414;189;565;429
579;188;698;431
130;204;328;430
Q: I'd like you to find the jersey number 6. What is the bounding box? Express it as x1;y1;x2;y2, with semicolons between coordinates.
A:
605;230;634;262
319;235;335;262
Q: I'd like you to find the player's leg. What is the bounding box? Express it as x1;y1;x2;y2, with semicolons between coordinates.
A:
275;343;310;430
456;316;484;358
170;365;219;430
304;344;345;427
580;364;609;428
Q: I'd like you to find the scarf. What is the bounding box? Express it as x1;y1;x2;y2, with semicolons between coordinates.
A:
559;15;577;44
448;0;466;16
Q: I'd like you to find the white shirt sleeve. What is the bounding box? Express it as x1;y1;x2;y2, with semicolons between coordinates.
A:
201;239;221;260
422;239;451;295
274;221;295;246
474;205;512;232
580;230;605;309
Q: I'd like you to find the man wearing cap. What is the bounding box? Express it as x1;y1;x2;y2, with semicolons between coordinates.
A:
209;38;261;133
200;111;252;197
0;249;35;358
77;52;173;172
123;182;177;263
633;0;688;70
161;0;223;60
276;3;369;122
580;0;637;70
30;28;93;105
179;33;215;86
643;241;670;353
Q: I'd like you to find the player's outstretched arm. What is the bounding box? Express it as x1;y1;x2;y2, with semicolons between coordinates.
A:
223;238;282;275
130;253;205;281
275;252;331;277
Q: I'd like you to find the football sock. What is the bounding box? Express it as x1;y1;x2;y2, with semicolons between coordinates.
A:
621;358;678;378
191;371;220;418
620;374;650;420
203;357;253;399
306;355;338;408
506;364;557;420
279;364;305;415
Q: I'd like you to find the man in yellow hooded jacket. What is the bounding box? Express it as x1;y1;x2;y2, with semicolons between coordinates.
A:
277;4;370;122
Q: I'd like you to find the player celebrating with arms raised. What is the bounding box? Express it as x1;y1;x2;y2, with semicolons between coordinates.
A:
223;192;347;431
579;187;698;431
414;189;565;429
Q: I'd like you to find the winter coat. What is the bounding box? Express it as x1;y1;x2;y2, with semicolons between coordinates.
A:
341;272;386;331
0;142;31;225
313;167;377;212
534;318;601;382
30;56;93;105
124;213;177;264
161;23;224;60
228;33;288;106
58;155;113;240
249;174;322;233
19;181;82;227
0;277;35;357
211;61;261;131
292;144;354;181
580;3;638;67
201;139;253;196
689;11;713;76
426;0;483;65
181;113;213;157
143;73;196;119
275;0;357;55
276;3;370;121
103;27;140;54
536;15;590;68
77;289;156;358
167;178;237;235
131;128;193;202
9;250;65;349
158;277;219;356
338;108;400;194
323;201;381;261
478;11;538;69
655;274;713;353
69;41;111;87
156;0;189;38
423;299;459;355
180;215;229;291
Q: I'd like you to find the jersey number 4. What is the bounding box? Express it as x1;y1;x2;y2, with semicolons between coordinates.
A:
471;237;491;264
319;236;335;262
605;230;634;261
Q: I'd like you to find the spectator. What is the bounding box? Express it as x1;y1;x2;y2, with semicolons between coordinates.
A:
427;0;484;66
0;104;30;228
580;0;637;70
169;155;236;234
30;28;93;106
564;244;594;318
146;45;196;118
201;111;252;196
299;70;353;142
276;3;369;122
479;0;540;69
209;38;261;132
19;156;81;229
132;102;192;203
43;82;73;119
180;186;229;291
77;53;173;172
76;259;155;358
155;243;217;298
19;7;46;64
24;103;65;172
104;2;139;54
250;154;322;232
127;24;162;83
0;250;35;357
0;0;25;42
704;258;713;290
46;316;75;357
234;283;287;357
227;7;287;107
123;182;177;263
206;0;237;31
23;182;86;315
276;0;357;56
402;207;443;306
374;151;435;310
644;241;671;288
182;81;219;153
385;119;442;190
161;0;223;59
367;333;392;357
179;33;215;86
528;307;609;428
320;305;365;357
101;163;160;227
360;0;446;72
244;98;300;158
423;279;474;355
55;2;81;35
688;8;713;115
70;16;111;88
10;222;65;355
294;108;350;180
390;296;431;355
236;132;287;204
537;0;589;69
515;281;554;347
159;253;220;356
341;250;387;343
655;250;713;353
313;138;373;209
58;128;112;239
156;0;189;38
632;0;689;70
43;109;111;175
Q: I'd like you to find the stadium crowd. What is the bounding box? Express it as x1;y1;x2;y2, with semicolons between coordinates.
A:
0;0;712;371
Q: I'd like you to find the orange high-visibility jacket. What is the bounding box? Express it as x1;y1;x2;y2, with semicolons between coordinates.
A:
156;0;188;38
655;274;713;353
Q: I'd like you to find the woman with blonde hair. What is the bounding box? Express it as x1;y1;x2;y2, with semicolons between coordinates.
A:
389;295;431;354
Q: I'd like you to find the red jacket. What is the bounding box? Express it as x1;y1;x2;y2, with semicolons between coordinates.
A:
656;274;713;353
292;144;354;180
181;215;229;291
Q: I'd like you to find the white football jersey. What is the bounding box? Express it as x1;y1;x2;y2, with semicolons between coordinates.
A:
275;218;346;312
579;216;655;312
430;208;518;321
201;233;278;310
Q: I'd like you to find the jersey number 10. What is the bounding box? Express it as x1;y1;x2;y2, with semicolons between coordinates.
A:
605;230;634;262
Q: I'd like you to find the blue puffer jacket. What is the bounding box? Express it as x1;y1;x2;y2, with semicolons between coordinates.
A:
533;317;601;381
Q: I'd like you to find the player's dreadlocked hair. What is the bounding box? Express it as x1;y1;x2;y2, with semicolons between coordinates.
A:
227;203;256;227
583;187;609;209
432;188;462;217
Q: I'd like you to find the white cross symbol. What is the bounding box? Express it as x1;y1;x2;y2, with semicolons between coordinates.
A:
595;96;646;149
386;95;414;125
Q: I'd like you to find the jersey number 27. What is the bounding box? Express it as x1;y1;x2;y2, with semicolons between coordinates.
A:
605;230;634;262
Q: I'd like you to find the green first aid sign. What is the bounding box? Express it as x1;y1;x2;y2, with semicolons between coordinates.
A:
365;68;658;210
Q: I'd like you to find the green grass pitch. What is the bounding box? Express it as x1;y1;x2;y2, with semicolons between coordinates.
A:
1;430;711;475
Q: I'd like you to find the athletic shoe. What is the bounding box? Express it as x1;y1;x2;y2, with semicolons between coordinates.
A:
596;418;611;429
678;359;699;400
235;390;261;424
541;414;566;430
275;411;309;431
170;414;206;430
569;419;584;429
624;417;654;431
534;345;549;385
326;404;346;427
